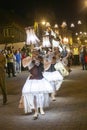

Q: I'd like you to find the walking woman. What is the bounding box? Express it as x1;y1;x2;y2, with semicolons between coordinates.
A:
19;50;53;120
43;56;63;101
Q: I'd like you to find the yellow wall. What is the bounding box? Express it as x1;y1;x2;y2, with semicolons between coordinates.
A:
0;42;25;50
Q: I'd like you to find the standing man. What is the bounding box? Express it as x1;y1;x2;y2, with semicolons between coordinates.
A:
73;46;79;65
15;49;22;73
0;50;7;104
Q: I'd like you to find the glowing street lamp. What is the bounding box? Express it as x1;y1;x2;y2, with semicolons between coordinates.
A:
61;21;67;28
78;20;82;25
79;31;82;34
41;20;46;25
46;22;51;27
70;23;75;27
54;24;58;28
77;37;80;41
63;37;69;44
83;32;87;35
84;0;87;7
75;33;78;36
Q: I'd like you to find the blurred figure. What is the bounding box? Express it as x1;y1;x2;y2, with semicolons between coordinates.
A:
15;50;22;74
0;50;7;104
61;46;68;58
80;46;87;70
67;52;73;72
43;56;63;101
73;46;79;65
19;50;53;120
6;50;16;77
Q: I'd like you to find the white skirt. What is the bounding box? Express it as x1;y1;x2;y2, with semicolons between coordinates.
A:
21;77;53;113
21;93;50;113
22;77;53;94
43;71;63;82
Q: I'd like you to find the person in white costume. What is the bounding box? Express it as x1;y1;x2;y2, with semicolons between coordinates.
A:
19;50;53;120
43;56;63;101
25;27;40;46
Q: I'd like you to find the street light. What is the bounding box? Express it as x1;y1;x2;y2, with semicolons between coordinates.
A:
70;23;75;28
54;24;58;28
63;37;69;44
41;20;46;26
78;20;82;25
84;0;87;8
34;20;50;39
61;21;67;28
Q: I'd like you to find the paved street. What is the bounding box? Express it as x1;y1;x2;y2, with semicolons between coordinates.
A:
0;66;87;130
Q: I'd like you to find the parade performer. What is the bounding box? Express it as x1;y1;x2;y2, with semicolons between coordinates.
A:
54;57;69;77
19;50;53;120
43;55;63;101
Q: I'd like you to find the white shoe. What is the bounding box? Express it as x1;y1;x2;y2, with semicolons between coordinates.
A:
52;97;56;101
40;109;45;115
51;93;56;101
33;113;38;120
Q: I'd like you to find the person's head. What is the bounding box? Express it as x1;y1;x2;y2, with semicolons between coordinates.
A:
52;56;56;64
37;55;43;63
31;49;39;59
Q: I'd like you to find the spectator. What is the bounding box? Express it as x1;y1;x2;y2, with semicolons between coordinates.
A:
0;50;7;104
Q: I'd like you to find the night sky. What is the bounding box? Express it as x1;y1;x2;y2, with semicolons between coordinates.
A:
0;0;86;26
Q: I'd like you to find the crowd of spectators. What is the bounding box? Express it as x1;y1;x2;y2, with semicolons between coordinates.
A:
0;44;87;79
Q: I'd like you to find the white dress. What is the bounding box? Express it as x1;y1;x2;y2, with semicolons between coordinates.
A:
43;71;63;81
43;63;63;91
21;64;53;113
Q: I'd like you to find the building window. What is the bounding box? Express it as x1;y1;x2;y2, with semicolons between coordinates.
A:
3;28;9;37
3;28;14;38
